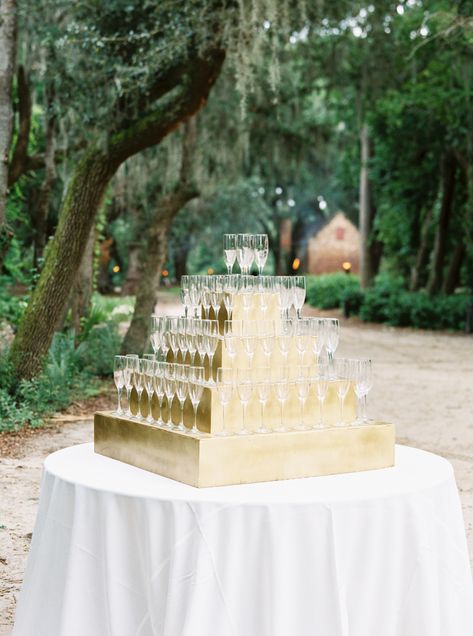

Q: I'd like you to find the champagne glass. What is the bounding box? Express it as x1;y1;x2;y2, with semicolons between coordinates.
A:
188;379;204;435
256;381;271;433
209;277;222;323
315;363;329;428
274;381;290;432
216;368;234;436
237;234;254;274
335;359;352;426
295;319;310;364
124;355;138;417
189;278;202;318
308;318;325;363
153;368;165;426
296;376;311;430
175;378;188;432
180;276;191;317
223;234;237;274
113;355;126;415
325;318;339;376
241;335;256;368
236;370;252;435
163;374;175;428
143;359;156;424
354;359;373;423
133;359;146;421
254;234;269;275
292;276;306;319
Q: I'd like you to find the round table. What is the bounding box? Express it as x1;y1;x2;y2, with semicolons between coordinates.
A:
13;443;473;636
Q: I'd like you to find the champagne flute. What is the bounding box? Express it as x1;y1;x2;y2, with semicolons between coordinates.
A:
335;359;352;426
153;368;165;426
296;376;311;430
292;276;306;319
325;318;339;376
124;355;138;417
315;363;329;428
223;234;237;274
216;368;234;436
143;359;155;424
236;370;252;435
254;234;269;275
175;378;188;432
256;381;271;433
355;359;373;423
188;366;205;435
274;381;290;432
113;355;126;415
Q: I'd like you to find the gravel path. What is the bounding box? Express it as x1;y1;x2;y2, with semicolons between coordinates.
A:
1;317;472;633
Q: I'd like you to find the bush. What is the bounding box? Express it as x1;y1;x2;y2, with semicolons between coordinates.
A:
306;273;360;309
340;286;365;315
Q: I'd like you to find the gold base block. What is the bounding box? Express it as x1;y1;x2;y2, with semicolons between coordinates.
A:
94;412;395;487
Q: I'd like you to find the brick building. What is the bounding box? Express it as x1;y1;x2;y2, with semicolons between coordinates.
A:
306;212;360;275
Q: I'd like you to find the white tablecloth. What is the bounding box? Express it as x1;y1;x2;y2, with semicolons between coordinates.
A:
13;443;473;636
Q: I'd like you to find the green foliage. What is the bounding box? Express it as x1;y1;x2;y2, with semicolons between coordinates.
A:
0;293;125;432
306;273;360;309
306;273;470;331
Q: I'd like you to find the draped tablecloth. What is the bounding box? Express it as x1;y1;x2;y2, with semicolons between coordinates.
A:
13;443;473;636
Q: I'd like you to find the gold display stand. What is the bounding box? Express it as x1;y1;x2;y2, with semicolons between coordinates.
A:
94;412;395;487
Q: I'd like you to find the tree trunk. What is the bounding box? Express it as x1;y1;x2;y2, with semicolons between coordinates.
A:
426;154;457;295
33;85;56;268
10;48;225;380
174;245;190;282
121;242;141;295
121;190;197;354
410;208;433;291
122;117;198;354
70;224;96;338
0;0;16;268
443;240;465;295
359;123;376;289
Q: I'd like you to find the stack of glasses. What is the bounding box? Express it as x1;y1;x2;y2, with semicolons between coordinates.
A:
113;237;373;436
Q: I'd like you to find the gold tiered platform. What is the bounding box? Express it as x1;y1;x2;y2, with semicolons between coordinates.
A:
94;292;395;487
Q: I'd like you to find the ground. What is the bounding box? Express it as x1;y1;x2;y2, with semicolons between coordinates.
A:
1;306;472;633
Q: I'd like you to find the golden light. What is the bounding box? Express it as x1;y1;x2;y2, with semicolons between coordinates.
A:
112;265;120;273
207;268;214;275
342;261;352;273
161;270;169;277
292;257;301;271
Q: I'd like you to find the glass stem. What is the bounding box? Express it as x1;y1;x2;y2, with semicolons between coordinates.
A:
280;401;284;430
227;264;231;274
209;354;214;382
222;403;226;435
241;403;247;434
362;394;368;422
319;398;324;427
117;388;122;414
180;403;184;428
158;397;164;424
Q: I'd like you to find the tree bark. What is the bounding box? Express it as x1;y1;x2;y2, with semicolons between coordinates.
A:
10;48;225;379
426;154;457;295
442;240;465;295
359;123;376;289
0;0;16;267
121;241;141;295
410;208;433;291
70;224;96;338
121;117;198;354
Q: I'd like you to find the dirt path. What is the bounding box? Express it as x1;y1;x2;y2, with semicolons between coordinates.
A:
1;315;472;633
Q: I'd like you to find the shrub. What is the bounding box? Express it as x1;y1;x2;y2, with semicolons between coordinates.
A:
306;273;360;309
340;286;365;315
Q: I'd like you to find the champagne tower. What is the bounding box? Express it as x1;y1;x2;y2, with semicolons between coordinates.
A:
95;236;395;487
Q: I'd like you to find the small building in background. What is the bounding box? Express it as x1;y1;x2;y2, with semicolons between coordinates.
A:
306;212;360;275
